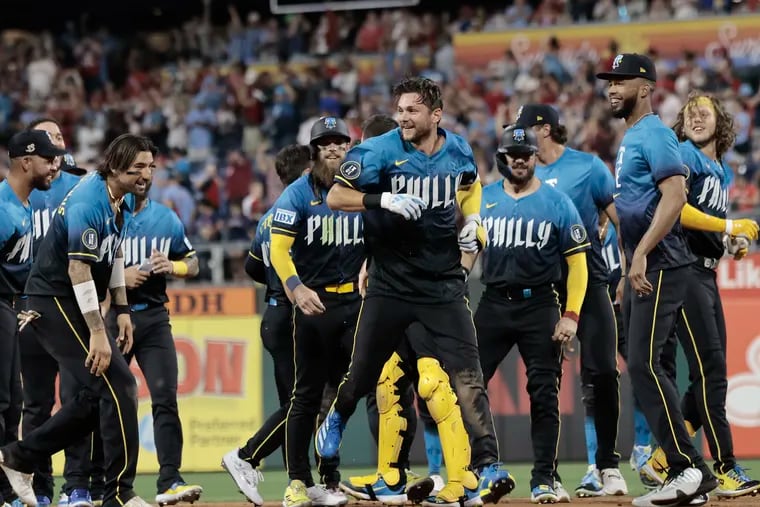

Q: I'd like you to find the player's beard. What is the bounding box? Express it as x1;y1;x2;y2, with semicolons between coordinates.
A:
505;161;535;186
400;121;433;144
312;158;337;189
134;179;153;199
32;172;53;191
611;94;638;120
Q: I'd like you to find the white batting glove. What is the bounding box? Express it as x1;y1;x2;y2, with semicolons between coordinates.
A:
380;192;426;220
458;214;482;253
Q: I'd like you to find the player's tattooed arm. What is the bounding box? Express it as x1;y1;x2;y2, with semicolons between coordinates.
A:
175;256;199;278
109;248;128;307
68;260;106;332
108;247;135;354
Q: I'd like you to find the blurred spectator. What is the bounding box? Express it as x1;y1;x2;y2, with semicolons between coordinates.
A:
241;180;267;222
730;173;760;212
2;1;759;281
505;0;534;26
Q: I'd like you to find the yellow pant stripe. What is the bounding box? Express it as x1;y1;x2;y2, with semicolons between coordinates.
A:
680;307;723;463
244;419;286;462
647;272;691;463
54;297;128;506
552;298;562;473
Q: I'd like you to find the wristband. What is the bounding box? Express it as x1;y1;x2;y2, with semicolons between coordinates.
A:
363;193;382;210
113;304;131;316
563;311;579;323
108;256;125;289
171;261;189;276
73;281;100;314
725;219;734;234
286;275;303;292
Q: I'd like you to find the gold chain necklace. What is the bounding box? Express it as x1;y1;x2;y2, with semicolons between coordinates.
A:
106;181;124;213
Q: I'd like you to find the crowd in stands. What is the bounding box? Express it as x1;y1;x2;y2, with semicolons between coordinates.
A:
1;0;759;281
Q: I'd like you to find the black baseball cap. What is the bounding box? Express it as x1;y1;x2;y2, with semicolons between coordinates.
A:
596;53;657;82
8;130;67;159
514;104;560;128
59;152;87;176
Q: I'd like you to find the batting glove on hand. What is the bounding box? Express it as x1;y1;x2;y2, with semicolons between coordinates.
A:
726;218;759;241
380;192;426;220
723;234;750;260
459;214;486;253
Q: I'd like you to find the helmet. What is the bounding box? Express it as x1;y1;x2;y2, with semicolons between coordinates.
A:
497;124;538;156
310;116;351;146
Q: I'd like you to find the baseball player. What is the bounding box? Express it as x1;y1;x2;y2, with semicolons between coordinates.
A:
343;115;442;503
515;104;628;496
597;54;717;506
637;94;760;498
0;130;65;507
18;118;102;507
578;221;657;495
316;77;512;507
100;158;203;506
223;144;343;507
270;116;363;507
1;134;155;507
466;124;589;504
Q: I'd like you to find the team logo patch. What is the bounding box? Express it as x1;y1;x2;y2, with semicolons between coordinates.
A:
682;163;691;181
513;128;526;143
274;208;297;226
323;117;337;129
339;160;361;180
612;54;624;69
25;143;35;153
64;153;75;165
82;228;98;250
570;224;587;243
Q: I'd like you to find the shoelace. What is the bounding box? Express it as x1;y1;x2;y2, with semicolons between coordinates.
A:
241;465;263;486
483;462;503;476
728;466;751;483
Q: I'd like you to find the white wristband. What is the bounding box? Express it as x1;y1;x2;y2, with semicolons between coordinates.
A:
464;213;482;224
725;219;734;234
73;280;100;314
109;256;126;289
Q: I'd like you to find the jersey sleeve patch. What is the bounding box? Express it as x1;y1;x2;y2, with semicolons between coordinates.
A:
339;160;361;181
81;228;99;250
570;224;587;244
274;208;297;226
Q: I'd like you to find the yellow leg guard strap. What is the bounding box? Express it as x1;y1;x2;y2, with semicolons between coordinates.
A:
417;357;478;494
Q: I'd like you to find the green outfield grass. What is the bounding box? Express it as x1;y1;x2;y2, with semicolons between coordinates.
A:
133;460;760;502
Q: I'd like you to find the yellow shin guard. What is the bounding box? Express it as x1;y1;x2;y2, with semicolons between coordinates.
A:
375;352;407;486
417;357;478;499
